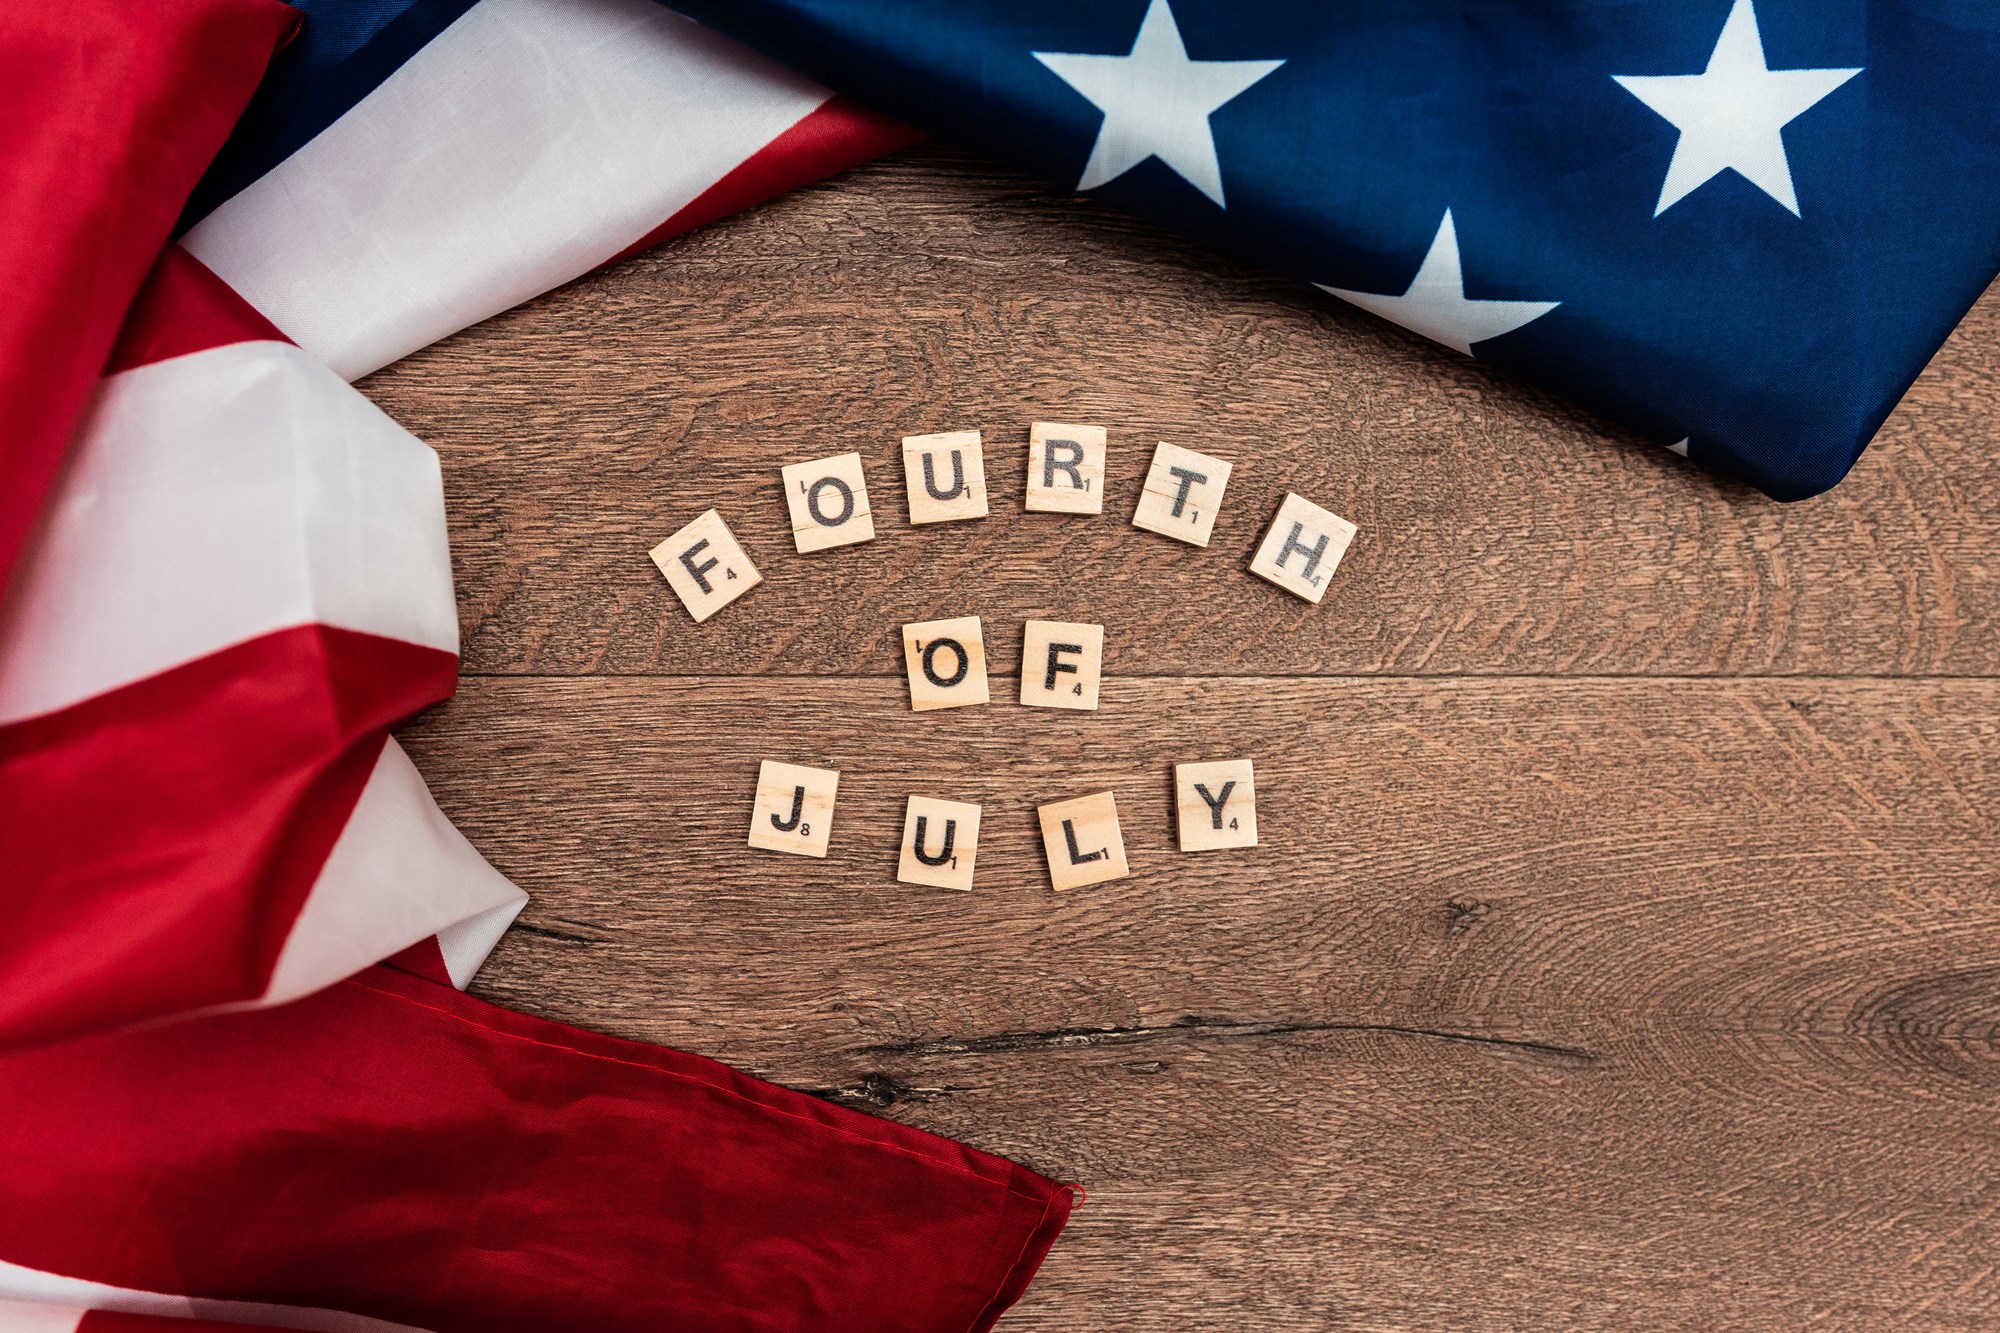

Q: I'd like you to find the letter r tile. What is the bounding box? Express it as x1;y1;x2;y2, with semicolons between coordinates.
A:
1024;422;1108;515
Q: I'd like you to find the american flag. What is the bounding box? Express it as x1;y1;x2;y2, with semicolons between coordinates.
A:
1;3;1062;1329
669;0;2000;501
2;0;1994;1327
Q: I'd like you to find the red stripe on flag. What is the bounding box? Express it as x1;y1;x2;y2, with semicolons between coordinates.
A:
0;0;295;588
106;246;291;376
0;626;457;1049
0;964;1074;1333
602;94;925;269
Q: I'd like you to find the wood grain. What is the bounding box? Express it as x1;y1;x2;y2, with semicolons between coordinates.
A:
403;676;2000;1059
397;675;2000;1328
934;1029;2000;1330
360;146;2000;679
367;143;2000;1329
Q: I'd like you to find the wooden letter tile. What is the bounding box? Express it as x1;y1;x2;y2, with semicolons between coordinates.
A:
1130;442;1233;547
780;451;876;553
1024;422;1107;514
1018;619;1104;711
896;795;982;891
901;615;990;711
1249;492;1358;603
901;430;989;524
746;760;838;858
1175;759;1258;851
649;508;761;623
1036;791;1130;890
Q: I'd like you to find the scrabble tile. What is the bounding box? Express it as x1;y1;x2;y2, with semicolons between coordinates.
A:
746;760;838;858
901;430;989;524
780;451;876;553
649;508;761;623
1018;619;1105;711
1249;492;1358;603
1036;791;1130;890
1023;422;1107;515
896;795;983;891
1174;759;1258;851
901;615;990;711
1130;442;1233;547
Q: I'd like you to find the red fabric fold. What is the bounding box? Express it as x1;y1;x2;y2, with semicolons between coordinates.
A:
603;94;925;268
107;245;292;375
0;627;456;1049
0;964;1074;1332
0;0;295;590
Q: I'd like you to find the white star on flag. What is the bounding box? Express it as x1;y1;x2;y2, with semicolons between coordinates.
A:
1318;211;1560;357
1033;0;1283;208
1614;0;1861;217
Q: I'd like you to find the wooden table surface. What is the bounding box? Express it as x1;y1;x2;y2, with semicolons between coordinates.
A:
364;145;2000;1331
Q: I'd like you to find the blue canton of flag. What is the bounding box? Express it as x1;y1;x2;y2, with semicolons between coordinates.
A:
669;0;2000;500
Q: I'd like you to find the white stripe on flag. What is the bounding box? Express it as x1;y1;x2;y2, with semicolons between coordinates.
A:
435;898;530;989
183;0;833;380
262;738;525;1005
0;340;457;726
0;1297;82;1333
0;1260;432;1333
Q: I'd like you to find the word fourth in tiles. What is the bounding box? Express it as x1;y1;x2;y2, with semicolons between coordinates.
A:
646;420;1360;622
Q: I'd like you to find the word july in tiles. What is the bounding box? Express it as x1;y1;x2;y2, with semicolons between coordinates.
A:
744;758;1261;895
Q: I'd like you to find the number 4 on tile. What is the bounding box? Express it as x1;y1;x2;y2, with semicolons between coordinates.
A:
1174;759;1258;852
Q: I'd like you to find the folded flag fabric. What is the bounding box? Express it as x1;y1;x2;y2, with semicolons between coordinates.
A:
0;1309;299;1333
0;0;294;590
0;966;1074;1333
0;245;525;1049
178;0;920;380
663;0;2000;501
2;0;917;1047
1;1;1071;1327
